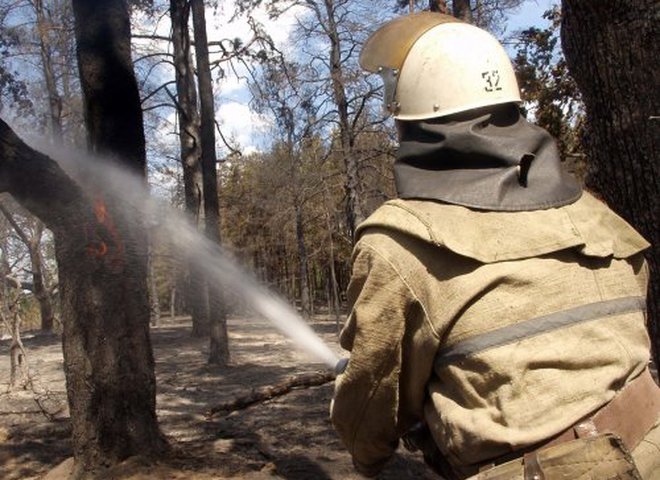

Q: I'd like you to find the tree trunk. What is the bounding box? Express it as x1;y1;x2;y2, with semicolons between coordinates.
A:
65;0;168;474
327;231;341;327
322;0;365;241
0;205;55;332
169;285;176;319
191;0;229;365
169;0;209;336
1;112;166;480
34;0;64;142
29;223;55;331
0;252;28;390
561;0;659;366
147;239;161;327
295;204;311;317
9;310;28;390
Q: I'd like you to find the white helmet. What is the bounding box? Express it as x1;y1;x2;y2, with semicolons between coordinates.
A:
360;12;521;120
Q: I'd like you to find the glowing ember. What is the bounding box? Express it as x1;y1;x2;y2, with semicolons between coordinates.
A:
85;197;125;272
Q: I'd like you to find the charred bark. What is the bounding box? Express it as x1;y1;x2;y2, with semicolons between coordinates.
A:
72;0;146;173
49;0;168;475
191;0;230;365
561;0;659;366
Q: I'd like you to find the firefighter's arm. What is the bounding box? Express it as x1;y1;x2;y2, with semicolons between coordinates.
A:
330;240;438;476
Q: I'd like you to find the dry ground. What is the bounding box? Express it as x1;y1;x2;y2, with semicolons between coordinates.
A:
0;314;436;479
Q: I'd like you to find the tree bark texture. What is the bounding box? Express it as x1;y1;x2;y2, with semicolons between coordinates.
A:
28;223;55;331
191;0;230;365
64;0;166;474
170;0;210;337
561;0;659;365
72;0;146;173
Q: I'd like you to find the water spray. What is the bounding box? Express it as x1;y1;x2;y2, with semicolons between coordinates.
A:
32;138;340;368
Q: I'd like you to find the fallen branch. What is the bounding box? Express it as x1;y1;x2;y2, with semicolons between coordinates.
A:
207;371;336;418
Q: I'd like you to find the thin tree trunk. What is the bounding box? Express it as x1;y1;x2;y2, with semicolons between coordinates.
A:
0;205;55;332
34;0;64;142
322;0;364;241
29;223;55;332
9;311;28;390
147;239;161;327
169;286;176;319
191;0;229;365
169;0;209;336
561;0;659;366
1;253;28;390
295;205;311;317
327;230;341;327
322;191;341;327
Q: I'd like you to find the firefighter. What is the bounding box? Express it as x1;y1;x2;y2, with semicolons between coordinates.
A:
330;12;659;479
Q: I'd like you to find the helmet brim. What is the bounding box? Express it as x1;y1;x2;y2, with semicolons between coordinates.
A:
359;12;461;73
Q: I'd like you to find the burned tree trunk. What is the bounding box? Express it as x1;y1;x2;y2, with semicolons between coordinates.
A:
191;0;230;365
561;0;659;367
23;0;172;475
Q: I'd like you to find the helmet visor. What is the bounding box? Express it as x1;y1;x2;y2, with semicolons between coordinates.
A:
359;12;461;73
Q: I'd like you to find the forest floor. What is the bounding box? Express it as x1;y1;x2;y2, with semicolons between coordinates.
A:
0;314;436;480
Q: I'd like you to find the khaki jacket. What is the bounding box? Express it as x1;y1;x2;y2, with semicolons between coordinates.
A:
331;192;651;476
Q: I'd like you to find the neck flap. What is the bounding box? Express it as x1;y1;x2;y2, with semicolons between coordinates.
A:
394;105;582;211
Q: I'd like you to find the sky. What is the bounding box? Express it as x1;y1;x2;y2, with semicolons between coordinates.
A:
127;0;561;166
506;0;557;31
201;0;560;156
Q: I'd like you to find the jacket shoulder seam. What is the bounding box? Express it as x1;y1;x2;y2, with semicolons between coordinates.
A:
361;240;441;340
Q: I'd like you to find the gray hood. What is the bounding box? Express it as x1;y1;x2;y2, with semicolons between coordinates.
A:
394;105;582;211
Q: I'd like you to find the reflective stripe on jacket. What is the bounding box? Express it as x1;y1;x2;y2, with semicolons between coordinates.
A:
330;191;651;475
